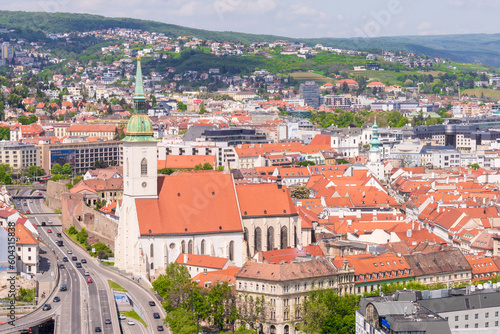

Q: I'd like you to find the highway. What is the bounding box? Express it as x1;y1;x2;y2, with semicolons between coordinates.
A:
1;187;168;333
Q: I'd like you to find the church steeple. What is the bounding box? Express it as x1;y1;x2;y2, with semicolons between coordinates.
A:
133;56;146;114
123;57;155;142
369;118;381;152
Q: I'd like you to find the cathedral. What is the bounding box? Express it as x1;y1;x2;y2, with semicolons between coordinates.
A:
115;59;301;281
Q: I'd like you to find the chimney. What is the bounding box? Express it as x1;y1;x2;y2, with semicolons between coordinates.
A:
410;171;413;178
183;253;188;264
446;177;449;184
297;244;303;251
257;251;264;263
276;173;283;189
432;172;435;179
362;191;365;198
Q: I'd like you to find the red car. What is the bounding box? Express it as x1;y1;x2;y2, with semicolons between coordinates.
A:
26;210;30;214
87;278;93;283
47;229;52;233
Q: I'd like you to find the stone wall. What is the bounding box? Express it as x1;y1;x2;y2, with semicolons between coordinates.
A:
46;180;70;211
62;192;117;251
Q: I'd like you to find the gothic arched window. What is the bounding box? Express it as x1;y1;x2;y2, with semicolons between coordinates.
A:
281;226;288;249
181;240;186;253
267;226;274;251
254;227;262;252
188;240;193;254
150;244;154;258
201;240;206;255
229;241;234;261
141;158;147;176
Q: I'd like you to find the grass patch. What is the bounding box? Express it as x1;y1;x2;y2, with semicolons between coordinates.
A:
290;72;333;85
108;280;127;292
121;310;147;328
462;88;500;99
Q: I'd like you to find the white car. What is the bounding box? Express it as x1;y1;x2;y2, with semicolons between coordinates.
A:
119;314;126;320
127;320;135;326
84;271;90;276
67;250;72;254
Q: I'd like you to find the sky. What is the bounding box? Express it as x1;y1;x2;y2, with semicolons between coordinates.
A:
1;0;499;38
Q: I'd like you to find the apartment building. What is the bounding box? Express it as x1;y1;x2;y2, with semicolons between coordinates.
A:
0;142;41;171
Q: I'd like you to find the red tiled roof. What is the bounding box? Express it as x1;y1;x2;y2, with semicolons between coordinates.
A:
157;155;216;170
176;253;230;269
236;183;297;218
136;172;243;236
192;266;240;287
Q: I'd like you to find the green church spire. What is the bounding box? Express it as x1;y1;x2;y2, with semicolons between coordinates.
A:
123;57;156;142
369;117;381;152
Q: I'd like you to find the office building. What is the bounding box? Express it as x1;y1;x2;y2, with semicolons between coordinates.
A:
0;142;40;171
299;81;321;109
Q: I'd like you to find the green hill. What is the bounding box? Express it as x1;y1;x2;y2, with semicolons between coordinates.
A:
1;10;500;67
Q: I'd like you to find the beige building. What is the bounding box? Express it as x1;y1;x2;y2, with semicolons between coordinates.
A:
235;257;355;334
0;142;40;172
51;123;71;139
67;124;118;140
39;140;122;174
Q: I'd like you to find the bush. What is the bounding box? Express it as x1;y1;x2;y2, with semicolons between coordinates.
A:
68;226;78;235
88;242;113;259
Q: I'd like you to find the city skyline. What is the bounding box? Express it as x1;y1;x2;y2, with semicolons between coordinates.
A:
0;0;499;38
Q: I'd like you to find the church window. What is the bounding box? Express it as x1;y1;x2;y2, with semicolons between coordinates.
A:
150;244;154;258
267;227;274;250
181;240;186;253
254;227;262;252
229;241;234;261
150;262;154;270
281;226;288;249
188;240;193;254
126;158;129;177
201;240;206;255
294;226;298;247
141;158;147;176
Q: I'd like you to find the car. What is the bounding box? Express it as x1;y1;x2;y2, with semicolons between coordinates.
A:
84;271;90;276
41;222;46;226
23;203;27;206
42;304;51;311
60;284;67;291
67;249;72;254
104;318;111;324
149;301;156;306
26;210;30;214
48;219;53;224
38;193;42;196
76;262;82;268
71;256;77;261
157;325;164;332
119;314;126;320
95;327;102;332
53;296;60;302
87;278;93;283
81;259;87;263
153;312;160;319
59;264;65;269
63;257;69;262
127;320;135;326
56;233;62;237
47;229;52;233
29;200;33;203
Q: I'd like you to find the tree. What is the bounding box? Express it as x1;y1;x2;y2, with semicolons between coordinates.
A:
93;159;108;169
297;290;360;334
62;163;72;175
152;262;195;312
290;185;310;199
297;161;315;167
165;308;197;334
51;163;62;175
199;102;207;114
26;165;44;177
177;101;187;111
204;282;238;331
202;162;213;170
467;163;480;170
